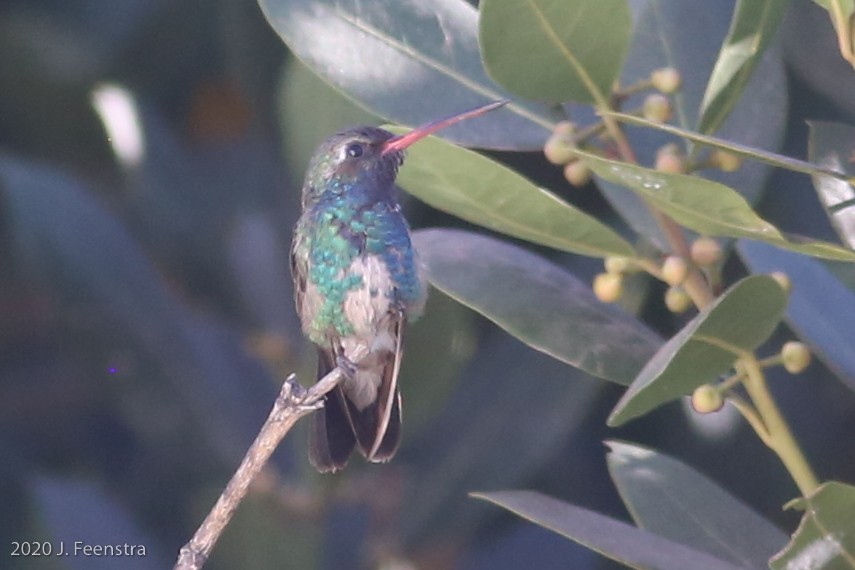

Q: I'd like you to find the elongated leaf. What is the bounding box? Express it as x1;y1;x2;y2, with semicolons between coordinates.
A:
259;0;557;150
479;0;632;104
607;441;788;569
413;229;659;385
810;0;855;70
808;121;855;249
608;276;787;426
771;481;855;570
578;149;855;261
473;491;745;570
391;128;635;259
738;241;855;394
605;112;850;183
698;0;790;135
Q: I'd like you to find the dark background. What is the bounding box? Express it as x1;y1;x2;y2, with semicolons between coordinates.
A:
1;1;855;569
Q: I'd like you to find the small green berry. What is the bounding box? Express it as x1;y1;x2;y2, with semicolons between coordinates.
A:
605;256;631;275
770;271;792;294
543;122;578;165
664;286;692;313
544;136;577;165
781;341;811;374
554;121;576;137
593;272;623;303
662;255;688;286
563;160;592;187
710;150;743;172
655;143;687;174
691;384;724;414
650;67;682;94
691;237;723;267
643;93;672;123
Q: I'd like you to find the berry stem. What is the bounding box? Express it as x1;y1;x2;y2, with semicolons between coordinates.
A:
738;355;819;496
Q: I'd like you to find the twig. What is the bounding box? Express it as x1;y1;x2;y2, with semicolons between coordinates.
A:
173;346;366;570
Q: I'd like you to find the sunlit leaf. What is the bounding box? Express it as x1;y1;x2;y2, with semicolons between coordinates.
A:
473;491;745;570
413;229;659;385
605;112;850;182
598;1;786;249
607;441;788;568
391;128;635;259
578;149;855;261
771;481;855;570
259;0;557;150
479;0;632;104
808;121;855;249
608;276;787;426
698;0;790;135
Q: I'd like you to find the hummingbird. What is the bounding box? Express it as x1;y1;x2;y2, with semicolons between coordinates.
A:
291;100;507;472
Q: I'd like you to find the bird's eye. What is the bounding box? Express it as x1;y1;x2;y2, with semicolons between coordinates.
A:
344;143;364;158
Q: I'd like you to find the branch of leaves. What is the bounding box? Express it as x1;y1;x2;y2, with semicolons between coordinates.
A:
473;445;855;570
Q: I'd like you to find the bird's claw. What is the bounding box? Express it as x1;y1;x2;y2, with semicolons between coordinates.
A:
336;355;359;380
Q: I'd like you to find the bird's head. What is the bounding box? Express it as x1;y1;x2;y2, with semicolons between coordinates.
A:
300;100;507;208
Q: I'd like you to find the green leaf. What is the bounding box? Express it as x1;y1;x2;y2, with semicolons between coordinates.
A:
389;126;635;259
812;0;855;12
606;441;788;568
598;1;787;250
608;276;787;426
811;0;855;67
259;0;557;150
771;481;855;570
412;229;660;385
604;112;850;183
739;241;855;396
472;491;745;570
698;0;790;135
808;121;855;249
577;148;855;261
478;0;631;104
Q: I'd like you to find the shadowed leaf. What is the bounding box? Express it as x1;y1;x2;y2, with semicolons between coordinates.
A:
607;441;788;568
413;229;660;385
259;0;557;150
808;121;855;249
473;490;745;570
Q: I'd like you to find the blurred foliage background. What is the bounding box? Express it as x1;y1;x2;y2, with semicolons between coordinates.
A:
1;0;855;569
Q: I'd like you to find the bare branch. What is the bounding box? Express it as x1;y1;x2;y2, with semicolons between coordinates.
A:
173;346;367;570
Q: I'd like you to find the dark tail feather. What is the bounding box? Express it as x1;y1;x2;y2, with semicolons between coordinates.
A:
352;334;403;462
308;351;356;473
370;389;401;462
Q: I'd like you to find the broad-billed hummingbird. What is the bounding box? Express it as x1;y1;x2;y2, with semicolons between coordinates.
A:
291;100;506;472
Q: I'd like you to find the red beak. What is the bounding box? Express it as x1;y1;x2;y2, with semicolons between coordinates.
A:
381;100;508;155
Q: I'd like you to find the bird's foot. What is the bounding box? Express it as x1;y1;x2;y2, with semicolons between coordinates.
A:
336;355;359;380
